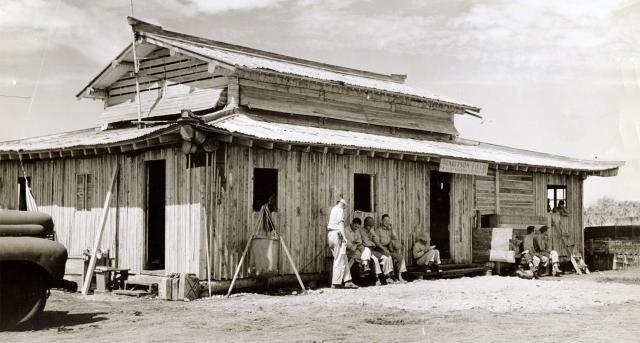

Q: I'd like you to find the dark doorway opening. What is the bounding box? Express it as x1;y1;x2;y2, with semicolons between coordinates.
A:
17;176;32;211
430;171;451;259
353;173;373;212
145;160;166;270
253;168;278;212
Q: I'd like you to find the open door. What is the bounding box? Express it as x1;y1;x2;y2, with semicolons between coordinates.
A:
430;171;451;259
145;160;166;270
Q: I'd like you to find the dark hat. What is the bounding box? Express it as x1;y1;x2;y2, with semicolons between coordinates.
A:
418;232;430;242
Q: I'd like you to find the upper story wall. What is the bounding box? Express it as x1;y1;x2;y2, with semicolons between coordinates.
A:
89;44;465;138
236;69;460;137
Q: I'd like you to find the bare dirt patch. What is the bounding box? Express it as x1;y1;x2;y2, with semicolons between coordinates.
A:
2;270;640;342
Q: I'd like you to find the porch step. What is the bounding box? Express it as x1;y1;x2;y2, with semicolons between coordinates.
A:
423;267;487;279
404;263;487;280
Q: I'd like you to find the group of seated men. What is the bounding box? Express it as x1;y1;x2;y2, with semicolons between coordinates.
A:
327;199;443;288
514;225;561;278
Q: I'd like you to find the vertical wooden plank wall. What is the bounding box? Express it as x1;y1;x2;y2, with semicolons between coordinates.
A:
450;174;474;263
208;145;432;280
536;173;584;257
0;147;205;277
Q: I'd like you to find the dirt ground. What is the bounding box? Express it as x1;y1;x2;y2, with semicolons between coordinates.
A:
2;270;640;343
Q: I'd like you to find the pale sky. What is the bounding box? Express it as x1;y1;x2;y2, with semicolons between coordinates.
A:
0;0;639;206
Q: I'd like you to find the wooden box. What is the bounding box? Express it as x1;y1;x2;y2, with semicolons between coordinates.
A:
158;277;172;300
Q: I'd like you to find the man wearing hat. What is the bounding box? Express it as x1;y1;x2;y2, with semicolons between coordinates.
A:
535;226;561;276
523;225;542;278
327;199;358;289
412;232;442;272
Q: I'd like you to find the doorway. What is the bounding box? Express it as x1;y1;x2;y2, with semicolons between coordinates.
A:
430;171;451;259
145;160;166;270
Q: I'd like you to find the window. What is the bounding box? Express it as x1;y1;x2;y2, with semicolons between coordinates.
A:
76;174;94;211
353;173;374;212
253;168;278;212
17;176;32;211
480;214;495;228
547;185;567;212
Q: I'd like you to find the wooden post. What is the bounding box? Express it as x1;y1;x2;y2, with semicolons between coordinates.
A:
225;235;254;297
205;153;212;297
278;236;306;292
81;165;119;295
495;168;500;215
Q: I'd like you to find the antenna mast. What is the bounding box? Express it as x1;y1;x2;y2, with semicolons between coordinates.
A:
129;0;143;127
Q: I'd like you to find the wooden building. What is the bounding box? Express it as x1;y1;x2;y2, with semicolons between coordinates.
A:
0;18;623;281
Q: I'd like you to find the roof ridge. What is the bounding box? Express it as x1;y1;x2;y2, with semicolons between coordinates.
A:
455;138;625;166
128;17;408;84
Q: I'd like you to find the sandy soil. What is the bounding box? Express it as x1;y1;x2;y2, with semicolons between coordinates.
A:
2;270;640;342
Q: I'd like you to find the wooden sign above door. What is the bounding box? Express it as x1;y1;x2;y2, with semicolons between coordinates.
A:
439;158;488;176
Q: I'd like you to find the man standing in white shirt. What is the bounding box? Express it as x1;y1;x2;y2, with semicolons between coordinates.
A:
327;199;358;289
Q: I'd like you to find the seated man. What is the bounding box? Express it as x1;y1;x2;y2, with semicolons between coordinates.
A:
374;214;407;283
511;235;524;266
522;226;543;278
360;216;394;284
535;226;561;276
345;218;384;286
412;232;442;272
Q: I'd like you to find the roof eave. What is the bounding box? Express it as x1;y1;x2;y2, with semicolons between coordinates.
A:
76;44;134;100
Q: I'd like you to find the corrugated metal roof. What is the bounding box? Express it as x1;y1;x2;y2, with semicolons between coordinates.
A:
100;88;224;125
0;125;171;152
209;114;623;172
145;33;472;109
0;113;622;173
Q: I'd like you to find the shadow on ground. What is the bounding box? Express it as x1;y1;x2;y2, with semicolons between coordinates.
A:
10;311;108;331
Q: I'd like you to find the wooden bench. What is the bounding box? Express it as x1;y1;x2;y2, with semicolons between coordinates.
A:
404;264;487;280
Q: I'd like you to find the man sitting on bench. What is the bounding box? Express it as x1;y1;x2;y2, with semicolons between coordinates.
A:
523;226;543;278
412;232;442;273
360;216;394;284
345;218;384;286
536;225;561;277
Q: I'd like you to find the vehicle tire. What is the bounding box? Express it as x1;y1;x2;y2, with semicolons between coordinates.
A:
0;263;49;329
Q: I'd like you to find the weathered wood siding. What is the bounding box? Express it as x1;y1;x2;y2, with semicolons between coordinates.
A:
475;169;496;215
0;147;205;277
471;168;585;263
533;173;584;257
237;72;458;136
449;174;474;263
498;170;535;216
208;145;433;279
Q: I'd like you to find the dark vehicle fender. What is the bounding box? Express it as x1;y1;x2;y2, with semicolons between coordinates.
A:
0;237;67;284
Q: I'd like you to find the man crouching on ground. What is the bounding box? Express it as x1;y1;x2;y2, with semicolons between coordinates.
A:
327;199;358;289
413;232;442;273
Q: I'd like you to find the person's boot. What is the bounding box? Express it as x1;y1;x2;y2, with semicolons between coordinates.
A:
343;281;359;289
385;275;396;284
553;263;562;277
425;263;433;273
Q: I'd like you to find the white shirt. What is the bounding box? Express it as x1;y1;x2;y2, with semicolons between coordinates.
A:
327;204;344;231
